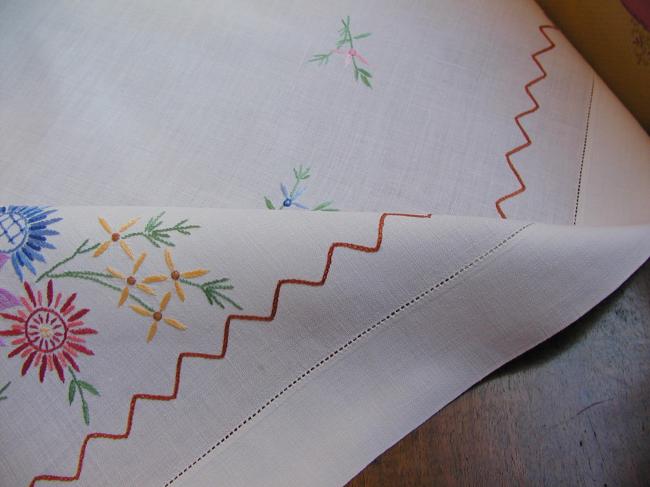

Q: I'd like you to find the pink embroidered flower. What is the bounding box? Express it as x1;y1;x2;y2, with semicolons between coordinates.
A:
0;280;97;382
333;47;369;66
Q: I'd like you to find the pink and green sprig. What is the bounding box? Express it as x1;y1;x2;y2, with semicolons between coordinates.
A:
309;16;373;88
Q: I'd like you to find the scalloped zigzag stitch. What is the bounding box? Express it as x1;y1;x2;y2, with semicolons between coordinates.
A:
495;25;558;219
29;212;431;486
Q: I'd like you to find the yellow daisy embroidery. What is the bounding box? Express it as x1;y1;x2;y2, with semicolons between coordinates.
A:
106;253;157;307
145;249;209;302
130;292;187;343
93;217;139;260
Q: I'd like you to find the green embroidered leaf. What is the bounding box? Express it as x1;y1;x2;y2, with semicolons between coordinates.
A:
360;74;372;88
82;401;90;426
0;381;10;401
309;53;331;65
312;201;336;211
124;212;200;248
354;33;372;40
264;197;275;210
78;381;100;396
357;68;372;78
68;381;76;405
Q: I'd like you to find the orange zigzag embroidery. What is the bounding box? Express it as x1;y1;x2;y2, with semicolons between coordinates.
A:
29;212;432;486
495;24;558;219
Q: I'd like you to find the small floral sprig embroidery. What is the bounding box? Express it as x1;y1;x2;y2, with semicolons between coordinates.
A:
68;367;100;425
264;166;338;211
309;16;373;88
35;212;239;314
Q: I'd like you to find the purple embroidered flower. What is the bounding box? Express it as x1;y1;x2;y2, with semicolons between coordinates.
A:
0;253;20;312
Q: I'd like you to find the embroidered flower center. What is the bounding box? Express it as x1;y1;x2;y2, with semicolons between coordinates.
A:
126;276;137;286
111;232;121;242
25;307;67;352
39;325;54;339
283;198;292;207
0;211;29;253
152;311;163;321
170;270;180;281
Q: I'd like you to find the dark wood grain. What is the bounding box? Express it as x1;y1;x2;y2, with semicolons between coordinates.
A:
347;261;650;486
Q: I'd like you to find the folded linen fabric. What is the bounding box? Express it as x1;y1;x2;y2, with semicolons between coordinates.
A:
0;0;648;486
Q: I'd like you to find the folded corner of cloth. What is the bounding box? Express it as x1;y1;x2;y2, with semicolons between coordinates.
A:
0;206;647;486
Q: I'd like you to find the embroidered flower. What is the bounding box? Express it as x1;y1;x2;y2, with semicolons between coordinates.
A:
130;291;187;342
264;166;338;211
93;217;139;260
0;254;20;312
0;206;62;281
143;249;208;302
280;183;308;209
309;17;373;88
106;252;157;306
0;280;96;382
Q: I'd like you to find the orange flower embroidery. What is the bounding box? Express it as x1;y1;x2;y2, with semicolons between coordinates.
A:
145;249;208;302
130;292;187;343
106;253;157;306
93;217;139;260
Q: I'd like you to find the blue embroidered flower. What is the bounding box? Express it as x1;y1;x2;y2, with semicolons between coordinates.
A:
280;183;308;209
0;206;61;281
263;166;338;211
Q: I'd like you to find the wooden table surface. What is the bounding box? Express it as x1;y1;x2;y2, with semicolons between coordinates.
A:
347;261;649;486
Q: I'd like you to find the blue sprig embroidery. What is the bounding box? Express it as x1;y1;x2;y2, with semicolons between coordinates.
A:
264;167;338;211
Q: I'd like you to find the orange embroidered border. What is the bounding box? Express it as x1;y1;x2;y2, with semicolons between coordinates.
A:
495;25;558;219
29;212;431;486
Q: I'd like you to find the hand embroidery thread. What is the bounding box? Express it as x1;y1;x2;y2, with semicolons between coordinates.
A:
0;206;62;281
130;291;187;343
1;210;240;425
0;253;20;311
68;366;100;425
0;381;10;401
35;212;241;317
0;280;97;383
309;16;373;88
264;166;338;212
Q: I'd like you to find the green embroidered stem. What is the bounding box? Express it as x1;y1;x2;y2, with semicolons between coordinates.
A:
67;367;100;426
0;381;10;401
122;212;200;248
36;239;100;283
309;16;372;87
48;271;155;312
180;278;242;310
